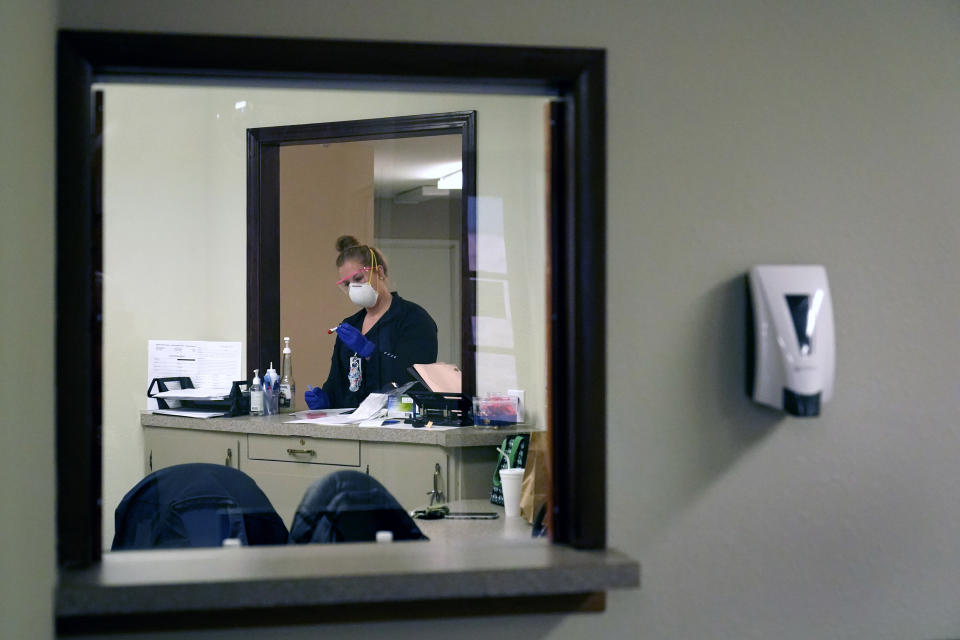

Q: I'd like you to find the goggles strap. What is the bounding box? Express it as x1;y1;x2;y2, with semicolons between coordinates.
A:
369;247;378;289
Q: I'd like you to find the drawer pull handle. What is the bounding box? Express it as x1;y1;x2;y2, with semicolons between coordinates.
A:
286;448;316;457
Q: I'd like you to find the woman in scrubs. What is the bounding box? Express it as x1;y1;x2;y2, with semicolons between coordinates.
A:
305;235;438;408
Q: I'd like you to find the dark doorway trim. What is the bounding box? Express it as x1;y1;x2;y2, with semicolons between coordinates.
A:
247;112;477;398
56;31;606;570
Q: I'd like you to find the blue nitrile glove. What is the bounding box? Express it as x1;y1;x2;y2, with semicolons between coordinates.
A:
304;386;331;410
335;322;376;358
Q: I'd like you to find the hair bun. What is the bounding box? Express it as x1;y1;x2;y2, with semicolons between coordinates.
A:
336;235;361;253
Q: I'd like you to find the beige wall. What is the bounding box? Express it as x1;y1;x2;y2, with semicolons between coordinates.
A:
6;1;960;638
0;1;55;638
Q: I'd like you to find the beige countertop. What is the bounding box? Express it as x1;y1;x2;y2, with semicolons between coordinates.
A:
58;533;638;619
412;499;535;543
141;411;536;447
58;503;640;623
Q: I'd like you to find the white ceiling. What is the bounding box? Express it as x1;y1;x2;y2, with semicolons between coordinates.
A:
372;134;462;198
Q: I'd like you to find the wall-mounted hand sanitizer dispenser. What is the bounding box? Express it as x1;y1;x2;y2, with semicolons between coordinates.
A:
746;265;835;417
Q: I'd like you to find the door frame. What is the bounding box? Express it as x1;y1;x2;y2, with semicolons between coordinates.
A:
247;112;477;398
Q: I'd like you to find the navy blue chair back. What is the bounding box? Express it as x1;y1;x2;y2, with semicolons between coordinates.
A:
112;463;288;550
289;470;427;544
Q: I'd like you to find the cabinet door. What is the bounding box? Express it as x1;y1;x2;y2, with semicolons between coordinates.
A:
244;434;363;527
245;462;357;530
143;426;242;474
362;442;448;511
448;445;500;500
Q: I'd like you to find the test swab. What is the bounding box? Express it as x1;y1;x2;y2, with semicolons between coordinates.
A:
327;327;338;334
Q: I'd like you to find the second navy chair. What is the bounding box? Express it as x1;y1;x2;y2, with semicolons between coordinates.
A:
289;470;427;544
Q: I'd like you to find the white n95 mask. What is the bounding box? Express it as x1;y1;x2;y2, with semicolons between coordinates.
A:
348;282;379;308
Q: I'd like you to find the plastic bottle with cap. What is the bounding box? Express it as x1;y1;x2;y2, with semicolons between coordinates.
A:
264;363;278;391
279;337;296;413
250;368;263;416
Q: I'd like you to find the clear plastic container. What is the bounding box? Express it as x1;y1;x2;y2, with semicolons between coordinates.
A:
472;394;519;427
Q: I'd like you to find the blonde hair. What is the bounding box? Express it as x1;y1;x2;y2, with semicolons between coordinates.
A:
335;235;388;276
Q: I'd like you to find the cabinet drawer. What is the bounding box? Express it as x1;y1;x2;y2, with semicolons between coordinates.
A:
247;434;360;466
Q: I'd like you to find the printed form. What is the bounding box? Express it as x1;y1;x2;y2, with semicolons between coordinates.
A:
147;340;241;411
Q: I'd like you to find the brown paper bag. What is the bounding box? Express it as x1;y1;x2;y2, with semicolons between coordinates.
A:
519;430;550;524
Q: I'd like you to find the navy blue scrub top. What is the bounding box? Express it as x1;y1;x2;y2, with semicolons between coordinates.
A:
321;293;438;408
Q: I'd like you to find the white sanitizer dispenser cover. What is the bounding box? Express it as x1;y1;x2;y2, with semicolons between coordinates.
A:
747;265;835;417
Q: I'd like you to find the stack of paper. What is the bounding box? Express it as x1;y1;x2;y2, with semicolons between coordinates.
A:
284;393;389;426
150;386;232;418
152;388;229;401
153;409;228;419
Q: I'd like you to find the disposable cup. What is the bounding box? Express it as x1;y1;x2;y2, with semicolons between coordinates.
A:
499;467;525;517
264;389;279;415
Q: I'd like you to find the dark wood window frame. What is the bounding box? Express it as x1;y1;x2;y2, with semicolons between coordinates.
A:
247;112;478;398
56;30;613;630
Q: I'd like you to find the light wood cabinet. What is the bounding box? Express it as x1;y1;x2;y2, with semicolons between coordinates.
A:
244;434;363;525
362;441;449;511
143;426;242;474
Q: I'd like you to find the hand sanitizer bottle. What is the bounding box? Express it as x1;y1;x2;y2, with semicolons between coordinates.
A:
280;337;296;413
250;369;263;416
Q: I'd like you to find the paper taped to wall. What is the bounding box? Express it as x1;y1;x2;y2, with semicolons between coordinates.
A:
146;340;241;409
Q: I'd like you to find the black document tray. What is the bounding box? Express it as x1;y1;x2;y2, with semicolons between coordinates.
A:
407;390;472;427
147;377;250;417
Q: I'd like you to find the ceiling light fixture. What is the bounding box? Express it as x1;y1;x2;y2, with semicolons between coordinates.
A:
394;185;450;205
437;170;463;190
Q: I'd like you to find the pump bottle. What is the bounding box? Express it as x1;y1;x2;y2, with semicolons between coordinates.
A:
250;368;263;416
280;336;296;413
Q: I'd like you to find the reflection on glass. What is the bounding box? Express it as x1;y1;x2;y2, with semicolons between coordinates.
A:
99;81;548;551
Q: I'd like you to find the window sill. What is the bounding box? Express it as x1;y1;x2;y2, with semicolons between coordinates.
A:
56;539;639;633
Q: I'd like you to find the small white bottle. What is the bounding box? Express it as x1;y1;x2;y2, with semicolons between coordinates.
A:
250;368;263;416
279;336;296;413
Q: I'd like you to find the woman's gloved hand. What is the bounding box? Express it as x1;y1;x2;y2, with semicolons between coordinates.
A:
304;386;331;410
335;323;376;358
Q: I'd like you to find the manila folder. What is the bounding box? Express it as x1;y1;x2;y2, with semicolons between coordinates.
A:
411;362;461;393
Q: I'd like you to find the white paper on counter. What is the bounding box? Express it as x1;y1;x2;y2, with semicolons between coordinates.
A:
284;394;388;425
153;409;227;419
358;418;457;431
152;388;229;401
285;408;353;420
